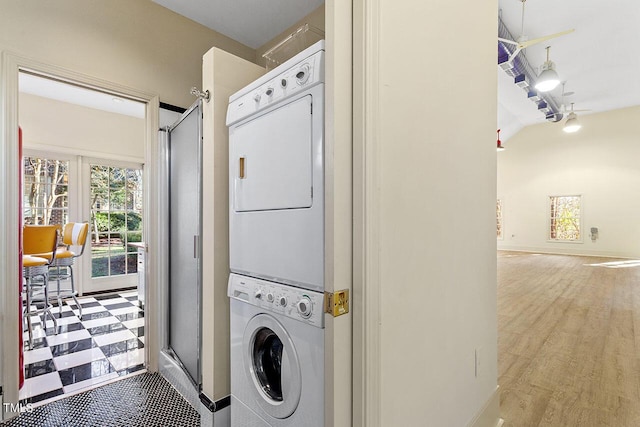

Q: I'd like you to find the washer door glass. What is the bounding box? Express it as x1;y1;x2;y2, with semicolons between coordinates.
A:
253;327;283;401
243;314;302;419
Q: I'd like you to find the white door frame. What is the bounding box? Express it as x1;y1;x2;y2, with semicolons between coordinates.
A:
352;0;382;425
0;51;160;419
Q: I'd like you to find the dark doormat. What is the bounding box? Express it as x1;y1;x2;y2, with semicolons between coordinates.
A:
1;372;200;427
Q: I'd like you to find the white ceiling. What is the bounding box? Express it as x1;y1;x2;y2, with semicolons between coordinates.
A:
497;0;640;141
152;0;325;49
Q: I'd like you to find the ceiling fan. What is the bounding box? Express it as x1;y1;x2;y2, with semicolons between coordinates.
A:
558;83;590;114
498;0;575;65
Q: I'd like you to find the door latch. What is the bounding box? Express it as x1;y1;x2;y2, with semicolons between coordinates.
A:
324;290;349;317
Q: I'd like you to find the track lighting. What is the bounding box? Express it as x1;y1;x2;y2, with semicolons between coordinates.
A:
535;46;560;92
497;129;505;151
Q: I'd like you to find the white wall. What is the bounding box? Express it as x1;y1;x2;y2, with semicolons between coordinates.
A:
201;47;264;403
19;93;145;160
497;106;640;258
371;0;499;425
0;0;255;108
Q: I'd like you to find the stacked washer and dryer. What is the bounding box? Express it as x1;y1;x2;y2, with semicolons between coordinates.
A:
226;41;326;427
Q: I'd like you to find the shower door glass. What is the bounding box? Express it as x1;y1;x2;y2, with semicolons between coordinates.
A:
167;100;202;387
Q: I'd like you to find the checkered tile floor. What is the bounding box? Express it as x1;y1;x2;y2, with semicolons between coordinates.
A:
20;291;145;405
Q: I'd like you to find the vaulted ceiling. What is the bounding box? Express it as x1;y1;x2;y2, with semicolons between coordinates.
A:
497;0;640;140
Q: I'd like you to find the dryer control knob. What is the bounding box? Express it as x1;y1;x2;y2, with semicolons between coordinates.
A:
255;290;263;300
297;297;312;318
279;296;288;307
266;293;274;303
253;93;261;102
281;78;287;88
266;87;274;96
296;64;311;84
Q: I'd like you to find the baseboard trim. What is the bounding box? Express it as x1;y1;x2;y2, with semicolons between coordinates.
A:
497;247;638;259
467;386;501;427
199;393;230;413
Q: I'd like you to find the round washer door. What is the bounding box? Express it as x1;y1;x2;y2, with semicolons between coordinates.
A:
243;313;302;419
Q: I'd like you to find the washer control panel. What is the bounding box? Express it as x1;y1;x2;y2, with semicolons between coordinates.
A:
228;273;324;328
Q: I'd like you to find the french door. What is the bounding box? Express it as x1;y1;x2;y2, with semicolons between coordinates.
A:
82;158;144;293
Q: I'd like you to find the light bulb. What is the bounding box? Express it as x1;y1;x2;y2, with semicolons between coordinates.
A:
535;66;560;92
563;113;581;133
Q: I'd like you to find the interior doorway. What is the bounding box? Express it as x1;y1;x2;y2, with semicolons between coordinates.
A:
19;74;147;405
0;54;160;419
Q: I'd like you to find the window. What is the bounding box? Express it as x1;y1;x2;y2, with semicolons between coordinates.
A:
23;156;69;226
496;199;503;239
90;164;143;278
549;195;581;241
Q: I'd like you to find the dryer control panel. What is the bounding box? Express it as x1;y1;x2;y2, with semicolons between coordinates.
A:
228;273;324;328
226;41;325;126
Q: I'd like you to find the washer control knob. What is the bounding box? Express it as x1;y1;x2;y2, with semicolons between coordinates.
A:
297;297;312;318
279;296;288;307
266;293;274;303
253;93;261;102
255;290;263;300
265;87;274;96
281;78;287;88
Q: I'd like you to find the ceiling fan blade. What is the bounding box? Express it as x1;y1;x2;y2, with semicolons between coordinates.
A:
498;37;520;46
519;29;575;49
508;46;524;63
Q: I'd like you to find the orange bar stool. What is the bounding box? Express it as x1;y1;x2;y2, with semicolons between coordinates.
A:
50;222;89;319
22;225;60;349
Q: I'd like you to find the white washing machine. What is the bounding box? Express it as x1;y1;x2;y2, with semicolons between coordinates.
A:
226;41;325;292
228;273;324;427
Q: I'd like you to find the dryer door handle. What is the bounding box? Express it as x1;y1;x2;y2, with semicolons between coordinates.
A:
239;157;246;179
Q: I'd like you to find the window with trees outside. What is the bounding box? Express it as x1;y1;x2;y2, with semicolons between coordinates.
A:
90;164;143;278
549;195;581;241
23;156;69;226
497;199;503;239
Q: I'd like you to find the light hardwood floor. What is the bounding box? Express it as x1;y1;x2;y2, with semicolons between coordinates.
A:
498;251;640;427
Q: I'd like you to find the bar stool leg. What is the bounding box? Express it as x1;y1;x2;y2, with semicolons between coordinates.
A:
25;279;33;350
43;273;58;334
56;265;63;316
69;265;82;320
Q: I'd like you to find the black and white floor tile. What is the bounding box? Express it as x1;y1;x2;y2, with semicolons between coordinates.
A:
20;291;145;405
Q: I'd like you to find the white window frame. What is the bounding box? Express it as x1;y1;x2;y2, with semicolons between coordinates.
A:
22;150;80;228
547;194;583;243
82;157;144;293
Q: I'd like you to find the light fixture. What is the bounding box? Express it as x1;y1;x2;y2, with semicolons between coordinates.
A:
497;129;505;151
534;46;560;92
563;104;582;133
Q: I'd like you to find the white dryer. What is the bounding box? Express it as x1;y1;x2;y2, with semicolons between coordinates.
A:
226;41;325;292
228;273;324;427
